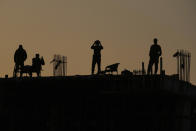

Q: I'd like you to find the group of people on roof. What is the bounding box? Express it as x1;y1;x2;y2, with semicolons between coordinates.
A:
13;38;162;77
90;38;162;75
14;45;45;77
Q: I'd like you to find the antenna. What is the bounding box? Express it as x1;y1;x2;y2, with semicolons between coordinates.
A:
50;54;67;76
173;50;191;82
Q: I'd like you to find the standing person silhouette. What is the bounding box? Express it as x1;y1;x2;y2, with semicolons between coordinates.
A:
147;38;162;75
91;40;103;75
14;44;27;77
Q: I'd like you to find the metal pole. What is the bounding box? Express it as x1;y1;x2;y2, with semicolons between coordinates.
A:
142;62;145;75
183;50;186;81
57;55;61;76
60;55;62;76
184;51;187;81
160;57;163;75
180;50;182;80
187;53;190;82
53;55;56;76
62;56;65;76
188;53;191;82
66;56;67;76
177;50;179;76
186;51;188;82
190;53;191;82
181;50;184;81
182;50;185;81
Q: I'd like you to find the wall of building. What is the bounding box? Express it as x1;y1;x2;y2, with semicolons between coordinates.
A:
0;75;195;131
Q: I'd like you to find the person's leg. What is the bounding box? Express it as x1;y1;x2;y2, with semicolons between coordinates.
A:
19;63;24;77
37;67;41;77
20;67;23;77
154;60;159;74
147;59;153;75
29;72;32;77
14;64;19;77
92;55;96;75
97;57;101;74
21;62;24;68
37;71;40;77
29;66;33;77
16;64;19;72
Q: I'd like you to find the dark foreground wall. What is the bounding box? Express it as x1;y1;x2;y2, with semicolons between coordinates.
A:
0;75;196;131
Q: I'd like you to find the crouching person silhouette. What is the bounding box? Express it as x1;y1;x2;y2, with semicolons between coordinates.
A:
18;54;45;77
13;45;27;77
32;54;45;77
91;40;103;75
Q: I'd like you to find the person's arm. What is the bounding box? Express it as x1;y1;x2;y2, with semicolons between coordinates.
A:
41;57;45;65
14;51;17;63
24;50;27;60
149;46;152;56
99;43;103;49
91;43;95;49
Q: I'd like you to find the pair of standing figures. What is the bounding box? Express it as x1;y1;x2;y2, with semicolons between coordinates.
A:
13;45;45;77
91;38;162;75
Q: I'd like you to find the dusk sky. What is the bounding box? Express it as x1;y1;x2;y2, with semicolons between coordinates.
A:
0;0;195;84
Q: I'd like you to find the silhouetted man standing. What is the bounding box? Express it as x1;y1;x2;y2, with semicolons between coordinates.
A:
91;40;103;74
14;45;27;77
147;38;162;75
32;54;45;77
